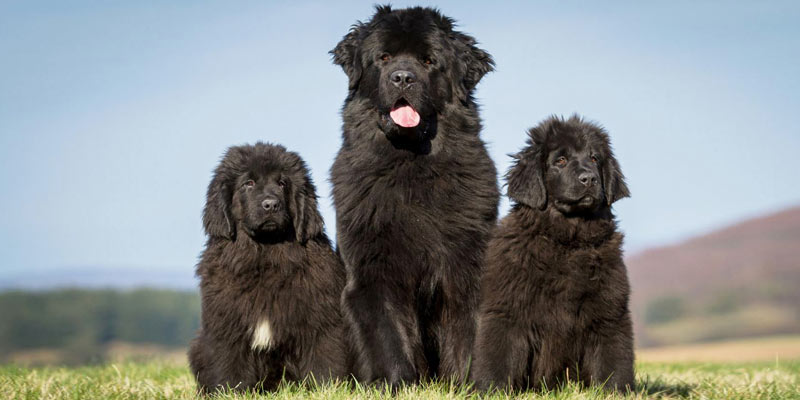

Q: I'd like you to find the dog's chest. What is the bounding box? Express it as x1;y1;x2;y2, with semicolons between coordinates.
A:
535;247;608;301
227;268;288;352
565;249;605;284
554;246;625;319
251;318;273;351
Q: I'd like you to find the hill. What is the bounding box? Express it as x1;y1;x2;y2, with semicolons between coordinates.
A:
0;267;196;291
0;289;199;364
627;205;800;347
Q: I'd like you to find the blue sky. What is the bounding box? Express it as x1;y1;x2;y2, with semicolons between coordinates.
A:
1;1;799;281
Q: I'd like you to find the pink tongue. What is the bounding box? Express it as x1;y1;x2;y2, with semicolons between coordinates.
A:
390;105;421;128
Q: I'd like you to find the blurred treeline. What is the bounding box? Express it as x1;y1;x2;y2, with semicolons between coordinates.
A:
0;289;199;365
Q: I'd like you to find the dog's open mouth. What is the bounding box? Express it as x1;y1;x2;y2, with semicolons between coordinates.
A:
389;98;420;128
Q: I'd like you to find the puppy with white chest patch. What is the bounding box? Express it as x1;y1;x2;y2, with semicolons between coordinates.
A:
189;143;350;393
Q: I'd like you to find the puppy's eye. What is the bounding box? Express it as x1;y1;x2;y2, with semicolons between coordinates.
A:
379;53;391;62
555;157;567;167
244;180;255;188
278;180;286;188
423;57;434;65
591;156;599;163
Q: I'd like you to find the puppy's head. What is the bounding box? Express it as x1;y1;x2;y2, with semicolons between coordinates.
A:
203;143;324;243
507;115;629;215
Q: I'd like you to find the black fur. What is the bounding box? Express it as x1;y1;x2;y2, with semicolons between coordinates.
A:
330;5;499;387
471;115;634;392
189;143;350;393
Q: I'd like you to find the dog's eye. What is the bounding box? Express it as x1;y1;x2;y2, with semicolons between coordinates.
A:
591;156;599;163
423;57;434;65
555;157;567;167
244;180;255;188
278;180;286;188
379;53;391;62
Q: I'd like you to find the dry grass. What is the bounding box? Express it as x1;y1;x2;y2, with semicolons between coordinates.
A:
637;335;800;363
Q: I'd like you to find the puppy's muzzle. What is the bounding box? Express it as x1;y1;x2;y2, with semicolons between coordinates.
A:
578;172;598;187
261;198;281;213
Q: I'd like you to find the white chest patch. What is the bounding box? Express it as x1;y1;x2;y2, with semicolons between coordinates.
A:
251;319;273;351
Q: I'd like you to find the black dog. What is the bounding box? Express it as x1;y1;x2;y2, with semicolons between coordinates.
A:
471;115;634;392
188;143;349;393
330;6;499;386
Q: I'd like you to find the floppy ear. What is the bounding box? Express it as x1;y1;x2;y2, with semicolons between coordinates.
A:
602;155;630;205
452;32;494;102
289;180;324;243
203;169;236;240
331;24;365;91
506;148;546;209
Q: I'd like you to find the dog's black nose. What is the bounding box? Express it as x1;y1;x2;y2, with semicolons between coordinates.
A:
579;172;598;186
261;198;280;212
390;70;416;88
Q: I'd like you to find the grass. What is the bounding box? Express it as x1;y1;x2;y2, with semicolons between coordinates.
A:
1;360;799;400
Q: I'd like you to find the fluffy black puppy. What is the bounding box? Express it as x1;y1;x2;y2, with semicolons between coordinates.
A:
188;143;349;393
330;5;499;386
471;115;634;392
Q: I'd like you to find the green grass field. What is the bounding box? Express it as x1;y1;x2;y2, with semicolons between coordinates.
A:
1;360;798;400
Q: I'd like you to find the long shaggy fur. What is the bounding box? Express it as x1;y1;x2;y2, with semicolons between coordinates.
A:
330;5;499;387
471;115;635;392
188;143;350;393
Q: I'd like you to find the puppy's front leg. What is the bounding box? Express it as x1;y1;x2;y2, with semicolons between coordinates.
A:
470;314;530;392
580;317;635;392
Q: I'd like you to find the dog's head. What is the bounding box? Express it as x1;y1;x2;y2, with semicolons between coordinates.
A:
507;115;630;215
331;5;494;142
203;143;324;243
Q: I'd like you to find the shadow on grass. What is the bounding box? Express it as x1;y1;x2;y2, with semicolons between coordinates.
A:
636;377;694;398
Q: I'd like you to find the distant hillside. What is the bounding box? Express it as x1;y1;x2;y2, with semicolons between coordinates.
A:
628;206;800;347
0;289;199;364
0;267;197;291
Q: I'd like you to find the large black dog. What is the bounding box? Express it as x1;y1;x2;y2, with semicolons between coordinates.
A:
189;143;349;393
471;115;634;392
330;6;499;386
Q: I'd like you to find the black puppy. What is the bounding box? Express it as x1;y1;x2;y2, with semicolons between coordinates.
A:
471;115;634;392
330;6;499;387
188;143;349;393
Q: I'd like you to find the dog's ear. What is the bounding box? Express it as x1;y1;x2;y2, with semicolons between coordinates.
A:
289;178;324;244
451;32;494;102
602;154;630;205
506;149;546;209
203;167;236;240
507;126;549;209
506;123;553;209
331;23;365;91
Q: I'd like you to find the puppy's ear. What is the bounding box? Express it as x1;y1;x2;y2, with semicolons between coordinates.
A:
507;126;549;209
452;32;494;102
602;155;630;205
507;152;546;209
506;152;547;209
331;23;365;91
289;179;324;244
203;168;236;240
